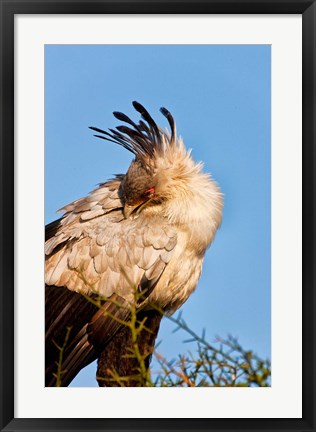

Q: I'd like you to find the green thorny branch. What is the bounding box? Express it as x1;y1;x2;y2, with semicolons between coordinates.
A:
151;311;271;387
51;267;271;387
52;326;72;387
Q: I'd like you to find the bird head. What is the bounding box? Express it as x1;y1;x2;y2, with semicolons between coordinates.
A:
90;101;223;238
121;159;157;218
90;101;177;219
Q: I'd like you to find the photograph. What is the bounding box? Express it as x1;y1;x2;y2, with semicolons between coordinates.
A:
45;44;271;388
1;1;313;429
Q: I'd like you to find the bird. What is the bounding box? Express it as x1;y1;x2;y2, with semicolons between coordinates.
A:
45;101;223;387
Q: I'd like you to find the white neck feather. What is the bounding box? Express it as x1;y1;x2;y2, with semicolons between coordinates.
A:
150;137;223;254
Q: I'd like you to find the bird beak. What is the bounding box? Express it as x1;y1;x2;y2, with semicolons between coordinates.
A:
123;203;138;219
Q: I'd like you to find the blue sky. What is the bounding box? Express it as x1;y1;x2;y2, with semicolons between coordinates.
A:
45;44;271;387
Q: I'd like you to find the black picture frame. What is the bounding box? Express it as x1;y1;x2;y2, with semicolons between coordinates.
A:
1;1;315;431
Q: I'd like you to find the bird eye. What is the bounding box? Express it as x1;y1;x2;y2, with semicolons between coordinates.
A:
143;187;155;197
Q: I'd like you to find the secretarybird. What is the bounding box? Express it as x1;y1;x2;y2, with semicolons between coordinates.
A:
45;101;223;387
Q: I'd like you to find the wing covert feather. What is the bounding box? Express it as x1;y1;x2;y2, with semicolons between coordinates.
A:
46;182;178;302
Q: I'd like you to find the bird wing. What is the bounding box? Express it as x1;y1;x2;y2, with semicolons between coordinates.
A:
45;284;131;386
45;179;177;386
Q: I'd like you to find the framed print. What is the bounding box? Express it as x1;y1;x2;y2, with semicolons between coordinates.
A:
1;1;315;431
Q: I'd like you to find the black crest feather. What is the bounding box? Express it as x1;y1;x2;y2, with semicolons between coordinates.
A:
160;107;176;144
90;101;176;160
